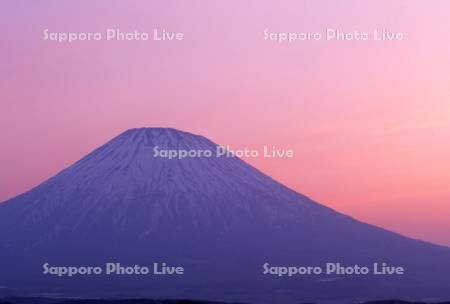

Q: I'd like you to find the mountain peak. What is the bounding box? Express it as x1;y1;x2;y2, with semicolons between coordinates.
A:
110;127;214;152
122;127;199;137
18;127;308;215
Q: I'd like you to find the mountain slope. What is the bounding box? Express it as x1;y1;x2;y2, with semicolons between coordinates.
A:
0;128;450;304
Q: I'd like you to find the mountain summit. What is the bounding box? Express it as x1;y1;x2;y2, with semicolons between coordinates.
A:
1;128;450;303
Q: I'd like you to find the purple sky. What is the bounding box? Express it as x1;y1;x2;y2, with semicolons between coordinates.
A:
1;1;450;246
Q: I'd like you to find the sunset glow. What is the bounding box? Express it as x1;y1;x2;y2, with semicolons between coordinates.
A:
1;0;449;246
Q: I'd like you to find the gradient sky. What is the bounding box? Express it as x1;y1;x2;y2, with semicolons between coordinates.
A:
1;1;450;246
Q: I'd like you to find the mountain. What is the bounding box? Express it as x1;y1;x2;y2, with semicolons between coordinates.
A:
0;128;450;304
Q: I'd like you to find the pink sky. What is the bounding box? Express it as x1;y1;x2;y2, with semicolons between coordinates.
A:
1;1;450;246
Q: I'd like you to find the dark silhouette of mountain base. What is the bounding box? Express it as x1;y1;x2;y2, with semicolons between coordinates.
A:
1;299;450;304
0;299;245;304
364;301;450;304
1;128;450;304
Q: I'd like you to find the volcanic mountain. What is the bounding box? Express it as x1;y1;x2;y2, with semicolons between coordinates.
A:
0;128;449;303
